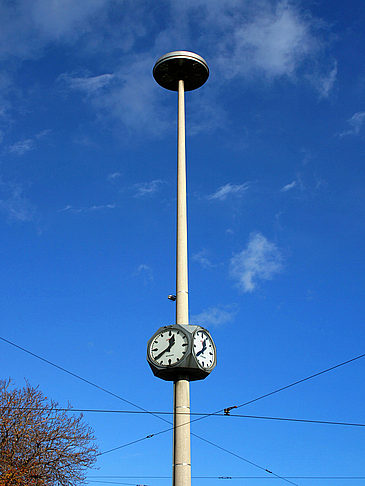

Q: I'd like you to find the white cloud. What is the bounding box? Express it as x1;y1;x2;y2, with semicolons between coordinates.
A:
339;112;365;137
107;172;122;181
58;203;116;213
309;61;337;98
230;232;283;292
192;306;236;327
226;3;313;78
7;130;51;155
0;181;35;222
35;129;52;139
280;180;297;192
8;139;35;156
203;0;334;91
53;2;336;135
136;264;153;282
96;56;171;136
133;179;164;197
207;182;250;201
0;0;110;60
192;250;214;269
59;73;115;94
165;0;337;96
0;0;336;137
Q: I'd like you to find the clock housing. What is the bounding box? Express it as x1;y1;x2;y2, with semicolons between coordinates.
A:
147;324;216;381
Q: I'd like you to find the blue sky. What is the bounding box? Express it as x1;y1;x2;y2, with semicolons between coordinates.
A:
1;0;365;484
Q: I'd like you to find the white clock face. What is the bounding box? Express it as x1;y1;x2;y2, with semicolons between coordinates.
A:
193;330;215;369
149;328;189;366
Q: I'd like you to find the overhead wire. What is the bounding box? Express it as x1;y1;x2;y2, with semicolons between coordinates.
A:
96;350;365;458
3;336;364;485
0;336;166;423
5;407;365;427
86;479;365;483
1;335;297;485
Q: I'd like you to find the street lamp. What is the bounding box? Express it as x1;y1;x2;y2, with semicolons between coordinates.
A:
147;51;216;486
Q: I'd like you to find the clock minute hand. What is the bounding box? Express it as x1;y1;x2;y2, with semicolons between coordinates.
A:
155;335;176;360
155;347;169;360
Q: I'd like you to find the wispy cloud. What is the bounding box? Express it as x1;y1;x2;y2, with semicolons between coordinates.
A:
8;139;35;155
0;181;35;222
280;180;297;192
230;232;283;293
59;73;115;94
339;112;365;137
0;0;111;60
58;203;116;213
207;0;336;95
54;2;336;135
191;305;237;327
136;263;153;283
0;1;337;138
309;61;337;98
7;130;51;155
207;182;250;201
192;250;214;269
133;179;164;197
35;129;52;140
107;172;122;182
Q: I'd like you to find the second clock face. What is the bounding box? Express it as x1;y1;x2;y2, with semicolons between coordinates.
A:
149;328;189;366
193;329;215;369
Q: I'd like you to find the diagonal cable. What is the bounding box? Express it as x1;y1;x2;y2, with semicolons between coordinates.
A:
1;335;296;485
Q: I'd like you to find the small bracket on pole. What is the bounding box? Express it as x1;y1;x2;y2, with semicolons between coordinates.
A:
168;294;177;301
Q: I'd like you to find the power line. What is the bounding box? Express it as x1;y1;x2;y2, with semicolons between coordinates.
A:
97;426;298;486
97;351;365;456
1;336;294;485
96;351;365;485
6;407;365;427
0;335;165;424
88;482;143;486
182;351;365;430
235;352;365;410
4;336;363;485
87;476;365;486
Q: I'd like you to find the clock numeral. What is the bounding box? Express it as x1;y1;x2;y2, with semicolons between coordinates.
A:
182;343;188;347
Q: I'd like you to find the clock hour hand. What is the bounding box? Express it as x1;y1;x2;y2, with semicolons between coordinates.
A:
196;339;206;357
155;335;176;360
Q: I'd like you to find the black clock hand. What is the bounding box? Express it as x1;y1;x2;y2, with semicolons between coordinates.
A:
155;335;176;360
196;339;207;357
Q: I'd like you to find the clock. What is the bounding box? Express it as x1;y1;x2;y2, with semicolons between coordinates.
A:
193;329;215;369
149;327;189;366
147;324;216;381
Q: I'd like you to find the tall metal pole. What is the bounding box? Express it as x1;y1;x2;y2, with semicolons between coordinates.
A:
152;51;209;486
173;79;191;486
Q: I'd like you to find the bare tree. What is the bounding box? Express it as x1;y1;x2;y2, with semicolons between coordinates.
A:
0;379;98;486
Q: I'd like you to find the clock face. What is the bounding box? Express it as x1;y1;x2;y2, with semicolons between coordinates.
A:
193;329;215;369
149;328;189;366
